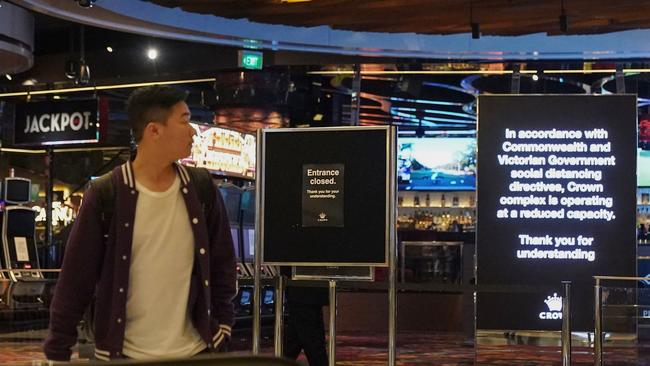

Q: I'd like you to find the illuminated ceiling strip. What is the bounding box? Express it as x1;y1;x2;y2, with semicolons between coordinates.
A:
422;109;475;119
391;106;475;120
389;96;463;106
423;116;476;124
0;146;127;153
309;69;650;75
0;78;217;98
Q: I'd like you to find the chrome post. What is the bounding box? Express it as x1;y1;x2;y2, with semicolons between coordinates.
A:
274;275;285;357
594;278;602;366
328;280;337;366
561;281;572;366
252;129;264;354
388;126;398;366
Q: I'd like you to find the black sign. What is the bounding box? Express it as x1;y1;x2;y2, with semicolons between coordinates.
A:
14;99;100;146
477;95;637;331
261;127;394;266
302;163;344;227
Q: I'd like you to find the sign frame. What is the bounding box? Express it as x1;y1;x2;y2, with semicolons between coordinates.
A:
257;126;396;267
13;99;101;146
476;94;638;331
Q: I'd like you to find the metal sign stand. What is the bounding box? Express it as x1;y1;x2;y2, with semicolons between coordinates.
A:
328;280;337;366
254;126;398;365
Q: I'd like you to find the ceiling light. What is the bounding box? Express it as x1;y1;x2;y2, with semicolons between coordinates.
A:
106;46;113;53
532;74;539;81
21;78;37;86
471;23;480;39
76;0;96;8
5;74;11;81
147;48;158;60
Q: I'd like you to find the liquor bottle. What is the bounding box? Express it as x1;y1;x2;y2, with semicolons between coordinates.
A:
398;196;404;207
414;195;420;207
425;193;430;207
440;194;446;207
452;195;459;207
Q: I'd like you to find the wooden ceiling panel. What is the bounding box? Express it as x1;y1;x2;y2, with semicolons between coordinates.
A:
145;0;650;36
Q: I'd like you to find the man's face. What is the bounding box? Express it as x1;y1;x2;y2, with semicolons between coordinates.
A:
155;101;196;161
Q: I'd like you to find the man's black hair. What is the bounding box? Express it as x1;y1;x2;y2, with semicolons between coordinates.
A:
126;85;188;142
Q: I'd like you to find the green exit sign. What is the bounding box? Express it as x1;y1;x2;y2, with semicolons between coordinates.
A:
238;50;263;70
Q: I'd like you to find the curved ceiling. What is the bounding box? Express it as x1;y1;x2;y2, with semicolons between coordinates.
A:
14;0;650;60
146;0;650;36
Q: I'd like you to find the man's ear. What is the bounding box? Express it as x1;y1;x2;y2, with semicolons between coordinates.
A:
145;122;161;140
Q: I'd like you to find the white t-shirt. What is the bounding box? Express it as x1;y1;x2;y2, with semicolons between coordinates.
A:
122;174;206;359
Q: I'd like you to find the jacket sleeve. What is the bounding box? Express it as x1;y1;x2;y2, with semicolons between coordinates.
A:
208;184;237;328
43;185;105;361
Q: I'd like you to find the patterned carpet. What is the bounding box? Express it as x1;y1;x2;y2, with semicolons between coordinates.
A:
1;331;648;365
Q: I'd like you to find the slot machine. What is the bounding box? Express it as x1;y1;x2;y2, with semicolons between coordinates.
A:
0;178;43;282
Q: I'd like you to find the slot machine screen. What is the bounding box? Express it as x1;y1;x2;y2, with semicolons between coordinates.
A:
241;188;256;226
263;288;274;305
230;227;241;259
242;227;255;262
219;184;242;225
4;178;31;204
239;288;252;306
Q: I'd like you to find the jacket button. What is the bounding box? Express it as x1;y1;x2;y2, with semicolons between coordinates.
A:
124;222;129;227
204;280;209;287
119;288;124;293
131;190;136;195
182;188;188;194
117;318;122;323
122;255;128;260
192;218;199;224
200;248;206;255
207;309;211;315
116;352;121;356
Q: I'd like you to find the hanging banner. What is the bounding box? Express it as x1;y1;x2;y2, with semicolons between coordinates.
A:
14;99;100;146
301;163;345;227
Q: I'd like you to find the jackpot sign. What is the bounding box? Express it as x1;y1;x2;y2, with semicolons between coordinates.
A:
14;99;100;146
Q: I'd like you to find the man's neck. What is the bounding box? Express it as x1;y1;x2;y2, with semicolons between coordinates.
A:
131;149;176;192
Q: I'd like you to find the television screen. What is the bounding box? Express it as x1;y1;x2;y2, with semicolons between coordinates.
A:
180;123;255;179
640;117;650;187
218;184;242;224
4;178;31;204
640;149;650;187
242;227;255;262
398;137;476;191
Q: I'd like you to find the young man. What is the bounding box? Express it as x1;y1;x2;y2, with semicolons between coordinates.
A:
44;86;237;361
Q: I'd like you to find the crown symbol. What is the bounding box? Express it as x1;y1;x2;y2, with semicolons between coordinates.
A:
544;293;563;312
318;212;327;219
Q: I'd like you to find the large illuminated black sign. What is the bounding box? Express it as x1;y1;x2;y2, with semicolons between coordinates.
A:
14;99;100;146
477;95;637;331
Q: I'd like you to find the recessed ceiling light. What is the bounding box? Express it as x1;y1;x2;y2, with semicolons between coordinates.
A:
532;74;539;81
106;46;113;53
22;78;37;86
147;48;158;60
5;74;12;81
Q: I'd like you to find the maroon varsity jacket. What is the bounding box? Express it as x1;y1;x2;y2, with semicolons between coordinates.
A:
44;162;237;361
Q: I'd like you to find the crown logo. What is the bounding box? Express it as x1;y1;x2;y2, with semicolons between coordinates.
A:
544;293;563;312
318;212;327;219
